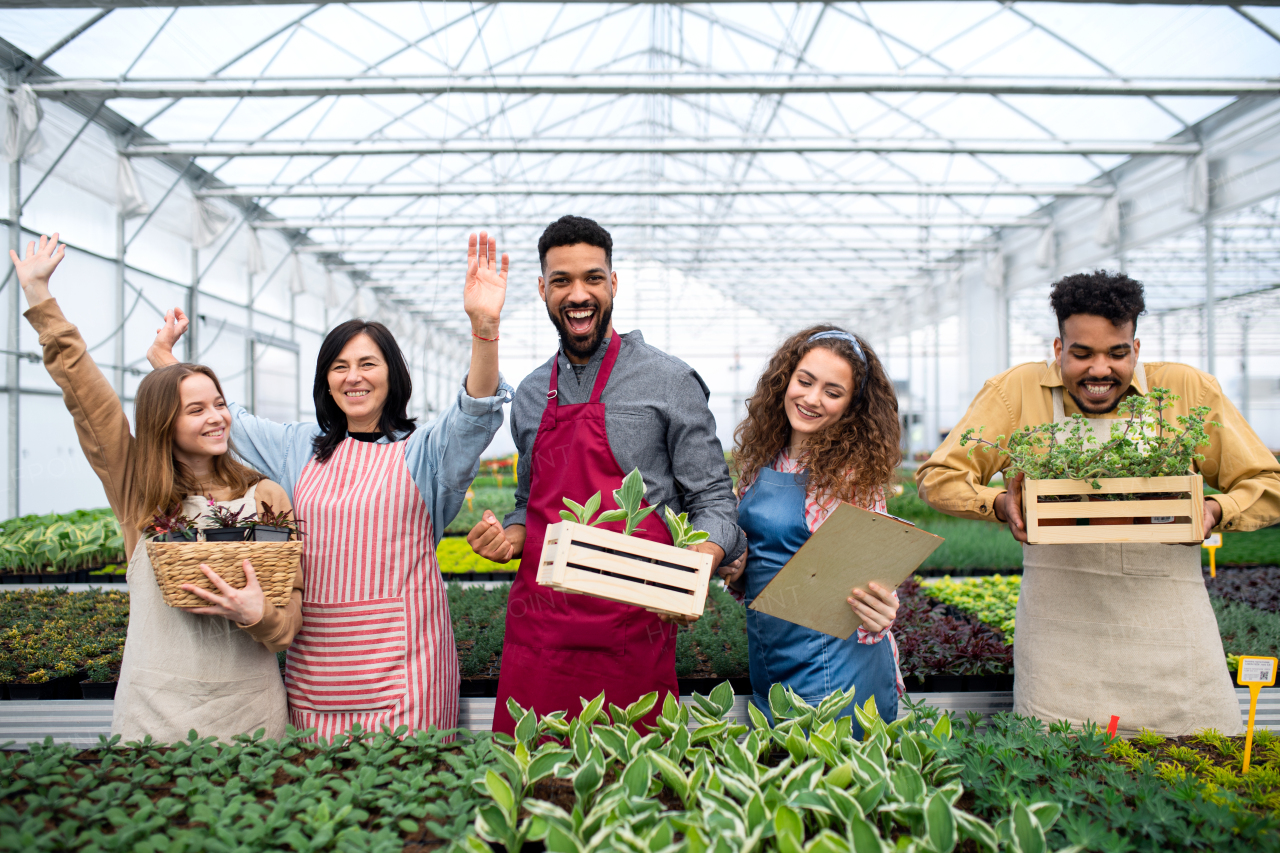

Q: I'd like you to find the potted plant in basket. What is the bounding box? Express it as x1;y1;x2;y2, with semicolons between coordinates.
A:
204;496;256;542
246;503;302;542
960;387;1217;544
541;468;717;618
146;507;197;543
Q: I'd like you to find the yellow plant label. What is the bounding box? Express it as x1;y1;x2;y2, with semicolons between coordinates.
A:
1238;656;1277;687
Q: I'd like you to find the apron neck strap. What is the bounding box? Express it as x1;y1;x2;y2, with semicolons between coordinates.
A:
1051;386;1066;422
545;333;622;408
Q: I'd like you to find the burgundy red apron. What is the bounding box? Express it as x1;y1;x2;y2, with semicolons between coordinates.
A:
493;335;680;735
284;437;458;743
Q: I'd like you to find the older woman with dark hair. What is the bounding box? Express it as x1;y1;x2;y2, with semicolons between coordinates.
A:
149;233;513;742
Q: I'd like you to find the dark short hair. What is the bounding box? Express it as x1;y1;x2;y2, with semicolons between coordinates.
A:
311;319;416;463
1049;270;1146;336
537;215;613;271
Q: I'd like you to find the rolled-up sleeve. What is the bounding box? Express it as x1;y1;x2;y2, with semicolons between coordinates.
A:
916;377;1017;521
665;369;746;562
1193;376;1280;532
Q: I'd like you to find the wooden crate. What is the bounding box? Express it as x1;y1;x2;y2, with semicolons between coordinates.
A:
536;521;714;619
1023;474;1205;545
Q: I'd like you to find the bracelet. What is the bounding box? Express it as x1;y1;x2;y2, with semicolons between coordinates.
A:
472;331;499;342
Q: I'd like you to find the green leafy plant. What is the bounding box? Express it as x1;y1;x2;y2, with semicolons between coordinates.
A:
0;588;127;684
145;507;197;539
559;467;658;536
664;506;710;549
0;508;125;574
925;575;1020;642
206;495;256;529
246;502;304;537
961;387;1218;489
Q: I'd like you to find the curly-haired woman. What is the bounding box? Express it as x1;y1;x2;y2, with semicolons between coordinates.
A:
722;326;904;732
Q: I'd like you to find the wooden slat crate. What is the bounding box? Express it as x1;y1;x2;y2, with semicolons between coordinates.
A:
536;521;714;619
1024;474;1205;545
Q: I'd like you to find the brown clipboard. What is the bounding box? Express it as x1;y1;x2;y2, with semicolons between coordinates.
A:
748;502;944;640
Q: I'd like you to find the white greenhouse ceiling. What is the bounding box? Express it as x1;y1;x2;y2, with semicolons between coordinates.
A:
4;0;1280;339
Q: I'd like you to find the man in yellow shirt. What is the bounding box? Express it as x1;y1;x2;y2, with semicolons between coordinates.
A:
918;270;1280;736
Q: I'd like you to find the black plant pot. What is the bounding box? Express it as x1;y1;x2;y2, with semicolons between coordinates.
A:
7;682;52;700
80;682;118;700
966;674;1014;692
155;530;198;543
250;526;291;542
205;528;250;542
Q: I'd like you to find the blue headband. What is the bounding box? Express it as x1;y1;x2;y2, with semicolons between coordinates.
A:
807;330;870;409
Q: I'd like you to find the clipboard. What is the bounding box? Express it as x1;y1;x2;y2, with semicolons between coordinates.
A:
749;502;944;640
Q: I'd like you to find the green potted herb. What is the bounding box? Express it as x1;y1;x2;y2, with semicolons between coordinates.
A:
204;497;255;542
961;388;1216;543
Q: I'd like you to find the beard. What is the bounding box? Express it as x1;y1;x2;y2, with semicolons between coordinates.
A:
1066;381;1123;414
549;298;614;361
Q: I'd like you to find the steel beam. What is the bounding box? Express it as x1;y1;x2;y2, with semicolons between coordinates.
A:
32;73;1280;100
127;138;1200;158
4;0;1278;7
256;215;1048;230
203;181;1111;199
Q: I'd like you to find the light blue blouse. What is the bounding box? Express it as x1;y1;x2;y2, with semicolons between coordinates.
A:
228;377;514;547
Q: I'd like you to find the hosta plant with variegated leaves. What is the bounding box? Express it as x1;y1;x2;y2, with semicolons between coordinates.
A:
462;681;1081;853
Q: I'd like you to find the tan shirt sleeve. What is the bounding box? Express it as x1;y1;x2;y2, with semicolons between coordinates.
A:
237;479;304;652
1186;370;1280;532
916;374;1019;522
23;298;142;554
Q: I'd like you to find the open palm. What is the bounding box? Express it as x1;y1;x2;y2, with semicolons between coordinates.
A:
10;233;65;288
464;231;508;332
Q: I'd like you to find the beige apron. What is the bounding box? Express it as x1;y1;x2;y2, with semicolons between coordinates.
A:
112;486;289;744
1013;370;1241;737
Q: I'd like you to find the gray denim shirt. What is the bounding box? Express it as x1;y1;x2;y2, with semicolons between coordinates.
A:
505;331;745;562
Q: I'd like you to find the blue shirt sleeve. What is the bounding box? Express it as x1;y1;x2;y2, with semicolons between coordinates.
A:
228;403;322;502
404;375;514;547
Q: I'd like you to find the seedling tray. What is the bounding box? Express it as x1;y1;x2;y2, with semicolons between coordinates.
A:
536;521;714;619
1024;474;1205;544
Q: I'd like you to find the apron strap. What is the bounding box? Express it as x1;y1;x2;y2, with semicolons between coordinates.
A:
1051;386;1066;421
589;334;622;404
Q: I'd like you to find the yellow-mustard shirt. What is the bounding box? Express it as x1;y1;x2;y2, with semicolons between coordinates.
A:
916;359;1280;533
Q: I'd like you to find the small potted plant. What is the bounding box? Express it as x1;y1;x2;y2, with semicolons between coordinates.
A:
79;654;119;700
204;496;255;542
961;387;1215;544
541;468;716;618
146;507;198;542
247;503;302;542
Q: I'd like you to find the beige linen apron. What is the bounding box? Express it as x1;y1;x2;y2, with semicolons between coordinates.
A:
1013;369;1241;737
112;486;289;744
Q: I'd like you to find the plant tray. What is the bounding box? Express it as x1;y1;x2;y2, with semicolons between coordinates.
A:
1023;474;1205;544
145;540;301;608
536;521;714;619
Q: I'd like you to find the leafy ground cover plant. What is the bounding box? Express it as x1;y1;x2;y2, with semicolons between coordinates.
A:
446;486;518;536
960;388;1216;490
1206;566;1280;612
464;683;1071;853
0;588;126;685
0;509;124;575
933;712;1280;852
437;537;513;576
894;578;1014;680
924;575;1020;642
1213;596;1280;671
0;724;495;852
449;583;513;678
1108;727;1280;817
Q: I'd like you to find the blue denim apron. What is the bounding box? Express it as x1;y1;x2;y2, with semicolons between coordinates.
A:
741;466;898;735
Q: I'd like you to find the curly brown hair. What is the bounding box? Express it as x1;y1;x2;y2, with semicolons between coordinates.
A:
734;325;901;509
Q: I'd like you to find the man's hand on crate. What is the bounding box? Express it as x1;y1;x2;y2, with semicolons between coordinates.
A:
993;471;1029;543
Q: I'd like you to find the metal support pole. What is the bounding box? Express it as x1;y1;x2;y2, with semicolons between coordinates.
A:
290;291;300;421
114;213;125;397
186;246;198;362
1205;218;1216;374
932;314;941;451
245;267;255;414
1240;314;1250;422
8;150;21;518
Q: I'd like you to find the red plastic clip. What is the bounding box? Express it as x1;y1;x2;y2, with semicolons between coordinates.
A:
1107;715;1120;737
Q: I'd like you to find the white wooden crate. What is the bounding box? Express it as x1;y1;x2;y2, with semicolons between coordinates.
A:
536;521;714;619
1025;474;1205;545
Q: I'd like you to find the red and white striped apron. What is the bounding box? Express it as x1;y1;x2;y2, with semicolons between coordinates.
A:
284;437;459;743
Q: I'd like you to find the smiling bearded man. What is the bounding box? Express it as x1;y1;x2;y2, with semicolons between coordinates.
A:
466;215;744;735
917;269;1280;737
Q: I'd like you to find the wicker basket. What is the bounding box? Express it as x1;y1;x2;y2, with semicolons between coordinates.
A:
145;540;303;608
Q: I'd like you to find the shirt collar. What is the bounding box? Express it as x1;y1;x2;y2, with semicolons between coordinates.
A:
1040;359;1148;395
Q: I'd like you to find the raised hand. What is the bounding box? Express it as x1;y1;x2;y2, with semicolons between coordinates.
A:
9;233;65;309
464;231;508;339
147;307;188;368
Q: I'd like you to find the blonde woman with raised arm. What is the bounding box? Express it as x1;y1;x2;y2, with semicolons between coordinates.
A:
11;234;303;744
